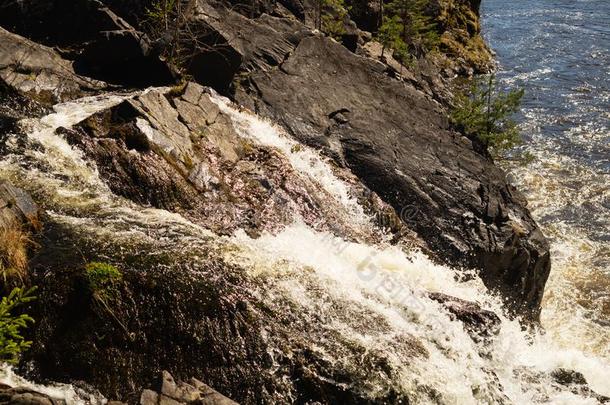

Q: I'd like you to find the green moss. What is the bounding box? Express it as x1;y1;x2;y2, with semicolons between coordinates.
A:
435;0;493;72
85;262;122;299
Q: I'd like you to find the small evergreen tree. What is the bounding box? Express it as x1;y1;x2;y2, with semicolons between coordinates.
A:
0;286;36;364
452;75;525;157
377;0;438;65
378;15;406;58
316;0;349;39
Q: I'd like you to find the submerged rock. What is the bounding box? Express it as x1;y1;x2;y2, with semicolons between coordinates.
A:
428;292;501;339
550;368;609;402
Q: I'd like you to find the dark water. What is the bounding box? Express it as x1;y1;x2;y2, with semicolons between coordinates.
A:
482;0;610;359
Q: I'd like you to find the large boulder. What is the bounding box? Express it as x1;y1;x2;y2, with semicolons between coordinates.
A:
58;82;404;240
234;35;550;319
0;0;174;87
0;28;105;105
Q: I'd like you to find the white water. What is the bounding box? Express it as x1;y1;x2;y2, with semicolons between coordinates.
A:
0;367;104;404
1;90;609;403
228;222;610;403
210;93;372;230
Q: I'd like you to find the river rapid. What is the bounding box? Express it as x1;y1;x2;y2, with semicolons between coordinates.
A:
0;2;608;402
482;0;610;363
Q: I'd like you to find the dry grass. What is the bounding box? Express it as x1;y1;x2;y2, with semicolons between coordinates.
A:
0;220;31;286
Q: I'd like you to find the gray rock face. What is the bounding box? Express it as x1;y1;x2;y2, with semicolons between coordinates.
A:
138;372;238;404
232;33;550;319
0;28;105;105
0;181;40;231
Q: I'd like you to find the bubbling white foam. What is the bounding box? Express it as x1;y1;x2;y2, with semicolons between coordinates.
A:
227;221;610;402
0;88;608;403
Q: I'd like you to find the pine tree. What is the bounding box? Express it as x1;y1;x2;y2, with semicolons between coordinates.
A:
315;0;349;39
0;286;36;364
377;0;438;65
378;15;405;58
451;75;525;157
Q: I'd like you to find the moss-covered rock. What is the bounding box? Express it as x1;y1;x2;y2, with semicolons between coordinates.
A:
430;0;493;73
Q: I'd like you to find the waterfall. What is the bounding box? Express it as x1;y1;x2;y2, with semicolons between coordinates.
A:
1;89;609;404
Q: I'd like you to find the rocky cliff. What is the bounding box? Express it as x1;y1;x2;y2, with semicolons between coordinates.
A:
0;0;554;403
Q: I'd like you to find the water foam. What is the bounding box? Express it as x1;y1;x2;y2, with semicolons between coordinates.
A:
209;92;371;228
228;221;610;402
1;88;609;403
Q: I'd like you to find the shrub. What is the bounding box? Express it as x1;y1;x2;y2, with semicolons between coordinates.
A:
321;0;349;39
451;74;525;157
0;286;37;364
0;221;31;287
377;0;439;64
143;0;215;72
84;262;123;300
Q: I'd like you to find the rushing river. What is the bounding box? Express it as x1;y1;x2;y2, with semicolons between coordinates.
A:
2;88;609;403
1;2;609;402
481;0;610;362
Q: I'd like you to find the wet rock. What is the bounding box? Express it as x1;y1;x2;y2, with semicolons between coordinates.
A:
160;371;201;402
140;390;159;405
515;367;610;403
428;292;501;339
189;378;239;405
550;368;609;402
0;0;173;87
138;371;238;404
0;386;64;405
0;28;105;105
551;368;587;386
236;34;551;320
0;80;49;134
0;181;40;231
60;82;398;241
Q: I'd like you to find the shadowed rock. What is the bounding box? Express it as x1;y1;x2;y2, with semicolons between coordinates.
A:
0;0;173;87
234;34;550;319
0;28;105;105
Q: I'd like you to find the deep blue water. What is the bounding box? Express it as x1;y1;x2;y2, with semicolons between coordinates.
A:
482;0;609;242
482;0;609;172
481;0;610;356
